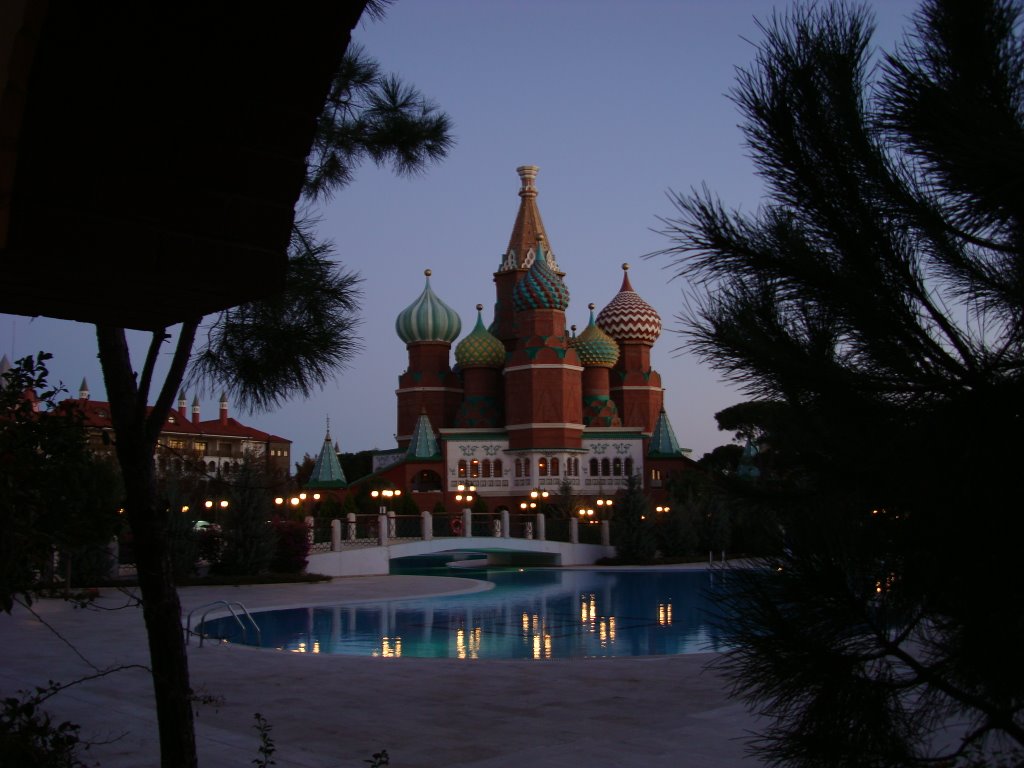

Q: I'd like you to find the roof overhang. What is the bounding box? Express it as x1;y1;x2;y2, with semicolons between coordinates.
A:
0;3;366;330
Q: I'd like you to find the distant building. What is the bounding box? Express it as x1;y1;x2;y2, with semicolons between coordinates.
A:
61;376;292;480
316;165;695;515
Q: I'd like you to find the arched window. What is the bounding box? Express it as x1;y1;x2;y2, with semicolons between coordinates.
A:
482;460;491;478
515;459;523;478
601;458;610;476
651;468;661;480
550;457;560;476
589;458;599;476
458;459;467;478
470;459;480;478
613;458;622;476
413;469;443;492
625;458;634;477
494;459;503;477
538;457;548;477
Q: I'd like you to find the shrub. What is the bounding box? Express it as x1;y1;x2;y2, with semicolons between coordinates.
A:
270;517;310;574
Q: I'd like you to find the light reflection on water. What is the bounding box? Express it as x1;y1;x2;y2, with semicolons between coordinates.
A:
201;564;734;659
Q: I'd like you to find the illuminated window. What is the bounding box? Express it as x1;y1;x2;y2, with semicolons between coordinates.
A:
613;458;622;476
458;460;467;477
194;441;207;455
538;458;548;476
651;468;661;480
471;459;480;478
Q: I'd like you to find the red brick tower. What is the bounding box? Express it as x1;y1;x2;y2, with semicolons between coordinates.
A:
395;269;463;449
453;304;506;427
503;240;583;451
596;263;664;441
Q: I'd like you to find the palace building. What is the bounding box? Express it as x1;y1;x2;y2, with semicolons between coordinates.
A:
317;165;694;514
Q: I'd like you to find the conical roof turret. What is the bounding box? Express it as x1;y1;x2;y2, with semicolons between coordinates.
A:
306;421;348;489
648;407;684;457
498;165;562;274
406;408;441;459
597;263;662;344
455;305;506;369
396;269;462;344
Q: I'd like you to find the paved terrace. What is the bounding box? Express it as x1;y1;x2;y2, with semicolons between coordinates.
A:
0;567;768;768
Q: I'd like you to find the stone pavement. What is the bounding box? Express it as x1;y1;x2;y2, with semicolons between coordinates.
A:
0;572;767;768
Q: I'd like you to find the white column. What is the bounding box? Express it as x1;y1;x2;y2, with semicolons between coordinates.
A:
421;510;433;540
331;519;341;551
501;509;510;538
570;518;579;544
462;508;472;538
346;512;357;541
600;519;610;546
535;512;546;541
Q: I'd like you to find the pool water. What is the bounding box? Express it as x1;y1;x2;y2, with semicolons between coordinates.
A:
200;563;735;659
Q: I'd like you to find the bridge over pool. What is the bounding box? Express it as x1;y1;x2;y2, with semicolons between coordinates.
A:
304;508;615;577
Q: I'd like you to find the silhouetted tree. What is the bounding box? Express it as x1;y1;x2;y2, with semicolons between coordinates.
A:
0;354;122;607
611;475;656;563
89;4;455;764
650;1;1024;764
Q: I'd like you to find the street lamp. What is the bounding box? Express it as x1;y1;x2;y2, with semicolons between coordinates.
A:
521;488;549;511
655;505;671;514
577;507;596;524
595;497;613;519
455;484;475;505
371;488;401;514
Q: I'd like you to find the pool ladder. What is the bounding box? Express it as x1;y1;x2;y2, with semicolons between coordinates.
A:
185;600;261;648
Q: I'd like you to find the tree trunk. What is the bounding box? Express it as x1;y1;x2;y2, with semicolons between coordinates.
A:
97;326;198;768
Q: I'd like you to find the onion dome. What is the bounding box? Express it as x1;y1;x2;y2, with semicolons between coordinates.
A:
396;269;462;344
455;305;506;368
512;240;570;312
573;304;620;367
596;263;662;344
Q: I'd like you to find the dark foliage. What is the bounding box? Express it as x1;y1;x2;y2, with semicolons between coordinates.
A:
610;475;657;563
649;1;1024;765
0;354;122;610
269;517;311;574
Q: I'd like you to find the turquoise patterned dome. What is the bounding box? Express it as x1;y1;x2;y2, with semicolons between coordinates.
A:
512;244;570;312
455;305;506;368
573;305;620;367
396;269;462;344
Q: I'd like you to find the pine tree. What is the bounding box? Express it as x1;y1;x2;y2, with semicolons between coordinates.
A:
650;1;1024;764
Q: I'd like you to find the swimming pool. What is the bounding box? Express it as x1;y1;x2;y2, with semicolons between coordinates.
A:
200;564;735;659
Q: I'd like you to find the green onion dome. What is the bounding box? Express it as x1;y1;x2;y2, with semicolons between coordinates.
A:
574;304;620;367
396;269;462;344
596;263;662;344
512;241;570;312
455;305;506;369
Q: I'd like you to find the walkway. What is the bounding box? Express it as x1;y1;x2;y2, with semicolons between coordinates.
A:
0;569;767;768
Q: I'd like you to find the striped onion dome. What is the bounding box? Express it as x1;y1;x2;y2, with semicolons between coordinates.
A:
512;240;570;312
573;304;620;367
455;305;506;368
596;263;661;344
395;269;462;344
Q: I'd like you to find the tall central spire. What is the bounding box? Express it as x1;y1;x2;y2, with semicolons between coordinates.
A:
498;165;561;274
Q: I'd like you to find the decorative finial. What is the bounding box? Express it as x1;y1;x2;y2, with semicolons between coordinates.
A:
588;302;595;310
424;268;432;277
622;263;630;271
476;303;484;311
571;324;577;333
516;165;539;197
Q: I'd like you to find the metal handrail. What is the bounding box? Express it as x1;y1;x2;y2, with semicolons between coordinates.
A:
185;600;261;648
